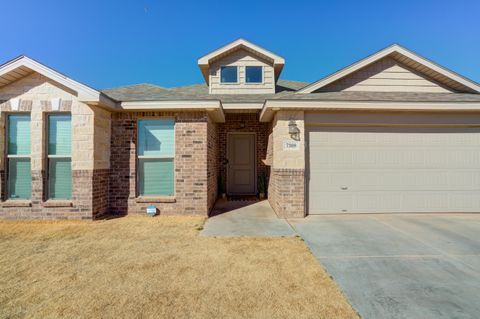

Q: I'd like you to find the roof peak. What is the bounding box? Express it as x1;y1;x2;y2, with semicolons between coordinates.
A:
298;44;480;94
197;38;285;85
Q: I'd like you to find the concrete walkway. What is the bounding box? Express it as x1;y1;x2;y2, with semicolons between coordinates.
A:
290;214;480;319
201;200;295;237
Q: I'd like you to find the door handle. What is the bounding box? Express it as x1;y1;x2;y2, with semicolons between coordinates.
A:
340;186;348;190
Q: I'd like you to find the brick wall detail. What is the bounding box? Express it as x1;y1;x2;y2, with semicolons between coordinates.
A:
109;111;210;216
0;169;106;220
268;168;305;218
207;115;218;211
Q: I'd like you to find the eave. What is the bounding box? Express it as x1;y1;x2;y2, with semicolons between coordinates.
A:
259;100;480;122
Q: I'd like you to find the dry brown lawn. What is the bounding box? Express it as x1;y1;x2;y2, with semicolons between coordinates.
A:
0;216;358;319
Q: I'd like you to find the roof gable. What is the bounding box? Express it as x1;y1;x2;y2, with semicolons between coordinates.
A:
298;44;480;94
197;38;285;84
316;56;453;93
0;56;116;107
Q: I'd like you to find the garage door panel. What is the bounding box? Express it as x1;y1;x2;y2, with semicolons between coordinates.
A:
309;191;480;213
310;128;480;147
312;148;480;169
310;170;480;192
308;126;480;214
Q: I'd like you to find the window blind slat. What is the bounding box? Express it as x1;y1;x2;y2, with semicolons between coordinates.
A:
138;119;175;157
139;159;174;196
48;158;72;199
8;115;31;155
48;115;71;155
8;158;31;199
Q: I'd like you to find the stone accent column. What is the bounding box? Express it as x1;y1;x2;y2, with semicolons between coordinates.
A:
268;110;306;218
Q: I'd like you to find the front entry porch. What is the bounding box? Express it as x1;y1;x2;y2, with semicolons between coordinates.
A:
201;200;295;237
217;113;269;198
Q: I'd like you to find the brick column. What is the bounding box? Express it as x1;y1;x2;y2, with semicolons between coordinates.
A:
268;110;306;218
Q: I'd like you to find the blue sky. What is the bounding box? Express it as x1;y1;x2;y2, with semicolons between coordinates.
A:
1;0;479;89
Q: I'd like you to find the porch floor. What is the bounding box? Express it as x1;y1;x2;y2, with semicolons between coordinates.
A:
201;200;296;237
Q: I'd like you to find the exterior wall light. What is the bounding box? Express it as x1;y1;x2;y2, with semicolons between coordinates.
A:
288;119;300;140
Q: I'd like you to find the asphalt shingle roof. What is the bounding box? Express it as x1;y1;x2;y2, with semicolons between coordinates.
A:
101;80;307;103
271;91;480;103
102;80;480;104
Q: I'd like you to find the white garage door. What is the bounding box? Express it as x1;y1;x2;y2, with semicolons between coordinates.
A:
308;126;480;214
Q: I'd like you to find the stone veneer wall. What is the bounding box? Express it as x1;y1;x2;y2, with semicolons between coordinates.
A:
0;73;111;220
109;111;210;216
217;113;269;195
267;111;306;218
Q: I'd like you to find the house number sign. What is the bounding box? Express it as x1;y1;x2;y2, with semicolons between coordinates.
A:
283;140;300;151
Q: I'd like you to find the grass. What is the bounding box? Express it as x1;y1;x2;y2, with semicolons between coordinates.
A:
0;216;358;319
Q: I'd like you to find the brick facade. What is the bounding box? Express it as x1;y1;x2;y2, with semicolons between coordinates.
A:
0;169;106;220
217;113;269;195
109;111;211;216
207;115;218;211
268;168;305;218
0;80;307;220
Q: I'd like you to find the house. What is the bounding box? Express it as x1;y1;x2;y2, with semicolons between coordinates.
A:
1;38;480;219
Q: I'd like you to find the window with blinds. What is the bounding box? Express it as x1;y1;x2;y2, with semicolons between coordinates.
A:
7;115;32;199
137;119;175;196
47;114;72;199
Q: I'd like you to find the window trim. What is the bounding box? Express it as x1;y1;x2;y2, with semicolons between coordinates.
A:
245;66;264;84
136;117;176;198
46;113;72;200
5;113;32;200
220;65;239;84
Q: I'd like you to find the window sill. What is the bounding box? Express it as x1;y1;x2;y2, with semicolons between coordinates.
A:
43;200;73;208
136;196;176;203
2;200;32;207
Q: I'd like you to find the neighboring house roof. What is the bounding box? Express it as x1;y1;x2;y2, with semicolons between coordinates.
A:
101;79;307;103
0;55;116;108
197;38;285;84
298;44;480;94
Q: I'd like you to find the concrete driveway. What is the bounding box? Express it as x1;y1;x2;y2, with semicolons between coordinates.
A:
290;214;480;319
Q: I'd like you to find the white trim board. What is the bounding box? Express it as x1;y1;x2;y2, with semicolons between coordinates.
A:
259;100;480;122
119;100;225;122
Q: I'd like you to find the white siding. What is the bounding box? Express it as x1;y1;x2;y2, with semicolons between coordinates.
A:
209;49;275;94
317;57;453;93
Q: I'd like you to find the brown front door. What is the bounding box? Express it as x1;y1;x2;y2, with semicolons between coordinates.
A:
227;133;256;195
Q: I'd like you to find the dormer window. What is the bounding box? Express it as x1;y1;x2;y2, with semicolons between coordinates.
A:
246;66;263;83
220;66;238;83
